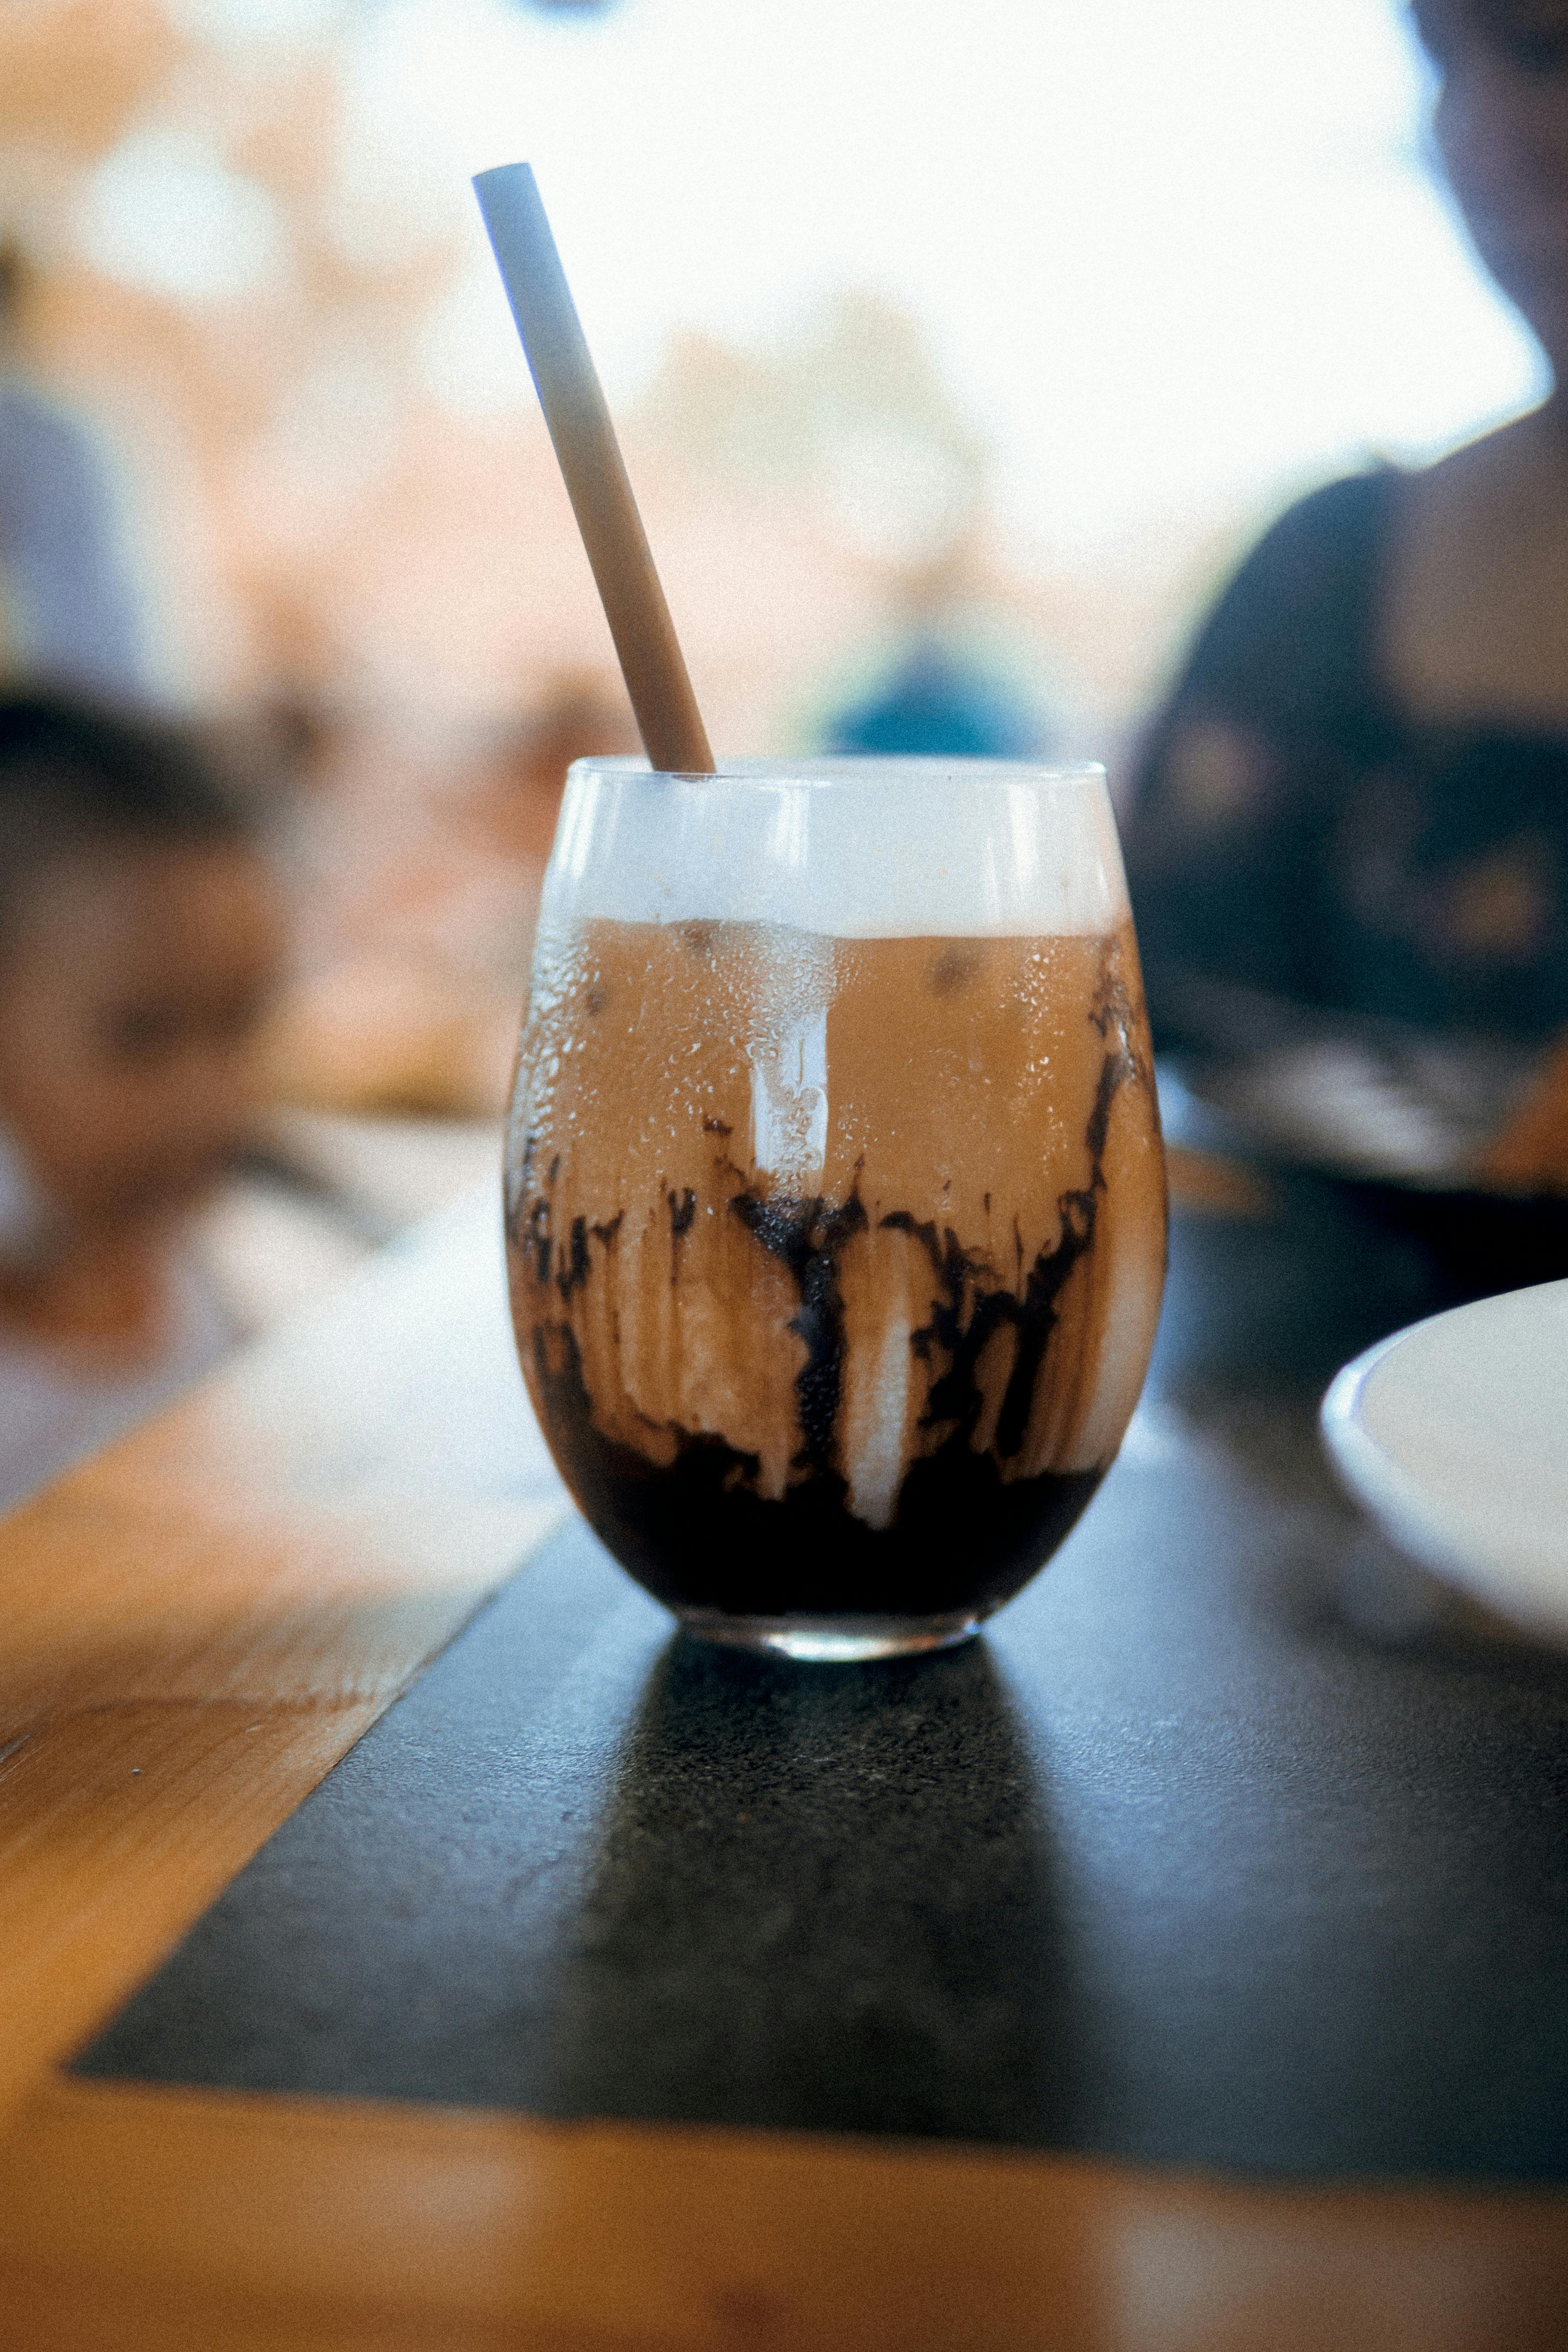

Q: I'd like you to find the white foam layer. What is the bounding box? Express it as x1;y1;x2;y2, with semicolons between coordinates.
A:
543;757;1129;939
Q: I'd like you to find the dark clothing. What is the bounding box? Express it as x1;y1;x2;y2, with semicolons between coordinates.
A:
1125;470;1568;1050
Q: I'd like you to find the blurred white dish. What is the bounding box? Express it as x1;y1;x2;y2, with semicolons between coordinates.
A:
1322;1279;1568;1645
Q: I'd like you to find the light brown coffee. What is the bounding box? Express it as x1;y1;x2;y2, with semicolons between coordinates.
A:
506;915;1165;1624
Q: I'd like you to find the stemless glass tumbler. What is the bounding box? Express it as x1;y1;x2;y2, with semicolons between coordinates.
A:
505;756;1166;1660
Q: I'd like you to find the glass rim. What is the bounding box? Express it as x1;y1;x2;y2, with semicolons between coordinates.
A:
567;753;1108;791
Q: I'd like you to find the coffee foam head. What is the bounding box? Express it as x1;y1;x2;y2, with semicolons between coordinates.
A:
545;757;1129;939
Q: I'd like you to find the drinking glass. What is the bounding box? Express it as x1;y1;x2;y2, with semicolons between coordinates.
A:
506;755;1166;1661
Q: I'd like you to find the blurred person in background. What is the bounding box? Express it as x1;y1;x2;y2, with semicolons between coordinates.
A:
260;672;637;1120
0;694;282;1513
1125;0;1568;1191
825;639;1041;760
464;674;641;873
0;243;149;702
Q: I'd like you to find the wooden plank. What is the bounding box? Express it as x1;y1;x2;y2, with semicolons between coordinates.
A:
1;2076;1566;2352
0;1188;568;2121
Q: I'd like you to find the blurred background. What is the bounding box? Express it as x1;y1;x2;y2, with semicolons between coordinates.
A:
0;0;1546;1314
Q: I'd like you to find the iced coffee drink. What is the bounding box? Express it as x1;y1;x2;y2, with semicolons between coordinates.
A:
506;757;1166;1659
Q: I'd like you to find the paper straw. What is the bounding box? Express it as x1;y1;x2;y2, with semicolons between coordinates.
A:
474;162;714;776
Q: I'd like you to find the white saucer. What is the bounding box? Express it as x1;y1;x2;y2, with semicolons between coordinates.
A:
1321;1279;1568;1644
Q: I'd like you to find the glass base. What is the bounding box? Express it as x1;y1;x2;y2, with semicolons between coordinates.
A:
674;1607;985;1663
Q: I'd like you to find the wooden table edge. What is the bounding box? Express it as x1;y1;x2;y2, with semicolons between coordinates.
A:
3;2069;1567;2351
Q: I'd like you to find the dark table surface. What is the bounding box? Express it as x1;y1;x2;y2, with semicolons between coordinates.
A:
76;1171;1568;2182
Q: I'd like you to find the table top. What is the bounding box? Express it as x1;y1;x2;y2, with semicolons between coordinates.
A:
2;1173;1567;2349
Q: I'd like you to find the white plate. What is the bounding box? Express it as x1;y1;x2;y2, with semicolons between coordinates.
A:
1322;1279;1568;1644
